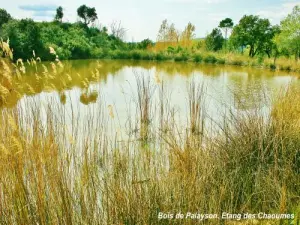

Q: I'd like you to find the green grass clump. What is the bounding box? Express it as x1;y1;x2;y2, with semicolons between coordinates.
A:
203;55;217;64
193;54;203;63
155;52;168;61
110;50;130;59
230;59;244;66
174;53;189;62
217;57;225;64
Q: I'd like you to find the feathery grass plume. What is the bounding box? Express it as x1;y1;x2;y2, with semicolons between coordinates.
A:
7;114;18;132
10;136;23;154
25;84;36;94
50;62;57;74
49;46;56;55
1;59;11;74
42;64;48;74
16;59;26;74
16;58;23;66
66;74;72;81
0;38;13;59
0;143;9;155
0;84;9;96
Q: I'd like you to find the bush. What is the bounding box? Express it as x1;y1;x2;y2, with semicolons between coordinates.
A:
230;59;243;66
203;55;217;64
217;58;225;64
174;53;189;62
110;50;130;59
131;51;142;60
140;52;155;60
193;54;203;63
281;65;292;71
269;63;276;70
90;48;104;59
155;52;167;61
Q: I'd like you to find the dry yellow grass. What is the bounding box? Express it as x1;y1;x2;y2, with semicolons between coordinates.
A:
0;44;299;225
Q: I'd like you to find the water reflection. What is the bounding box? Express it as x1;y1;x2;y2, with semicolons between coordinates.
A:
80;91;98;105
0;59;297;110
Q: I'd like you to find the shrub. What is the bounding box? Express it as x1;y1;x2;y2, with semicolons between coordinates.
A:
203;55;217;64
131;51;142;60
193;54;203;63
230;59;243;66
110;50;130;59
155;52;167;61
217;58;225;64
140;52;155;60
174;53;189;62
269;63;276;70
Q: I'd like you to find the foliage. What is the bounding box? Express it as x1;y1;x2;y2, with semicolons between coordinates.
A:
193;54;203;63
1;19;44;60
219;18;234;40
274;6;300;60
203;55;217;63
77;5;98;25
157;19;169;43
181;22;196;47
205;28;224;51
54;6;64;23
230;15;277;57
0;18;131;60
168;23;180;43
0;8;12;28
156;20;195;50
138;38;154;49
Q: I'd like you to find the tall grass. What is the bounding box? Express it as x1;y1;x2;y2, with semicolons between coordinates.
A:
0;43;299;224
0;83;299;224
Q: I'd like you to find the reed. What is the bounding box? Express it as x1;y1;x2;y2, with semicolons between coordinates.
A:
0;43;299;225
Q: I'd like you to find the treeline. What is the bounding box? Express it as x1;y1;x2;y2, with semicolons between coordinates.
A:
0;5;299;62
155;5;299;61
0;6;154;61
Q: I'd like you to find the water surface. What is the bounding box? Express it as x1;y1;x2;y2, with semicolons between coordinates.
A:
2;60;298;139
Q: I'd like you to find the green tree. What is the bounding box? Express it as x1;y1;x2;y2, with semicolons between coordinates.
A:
219;18;234;40
138;39;154;49
219;18;233;49
54;6;64;22
77;5;98;26
230;15;275;57
275;6;300;60
0;8;12;28
264;25;280;58
205;28;224;51
1;19;43;60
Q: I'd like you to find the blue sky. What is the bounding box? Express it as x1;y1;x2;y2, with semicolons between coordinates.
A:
2;0;299;41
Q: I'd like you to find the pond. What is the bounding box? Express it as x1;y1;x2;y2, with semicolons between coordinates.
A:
2;59;299;140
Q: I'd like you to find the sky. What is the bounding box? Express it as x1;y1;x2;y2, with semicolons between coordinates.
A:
2;0;300;41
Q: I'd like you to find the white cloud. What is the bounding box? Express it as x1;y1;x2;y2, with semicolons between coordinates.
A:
257;1;299;23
